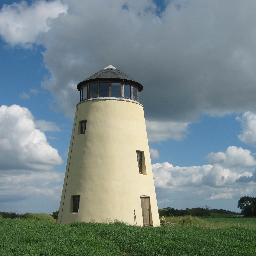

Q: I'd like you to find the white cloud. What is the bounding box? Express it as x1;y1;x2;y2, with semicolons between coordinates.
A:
153;146;256;207
146;120;189;142
0;169;64;213
237;111;256;145
37;0;256;121
209;191;233;200
3;0;256;142
2;0;256;126
0;170;63;203
19;92;30;100
208;146;256;168
0;0;67;46
150;148;159;160
153;162;251;188
19;88;40;100
35;120;60;132
0;105;62;171
0;105;63;210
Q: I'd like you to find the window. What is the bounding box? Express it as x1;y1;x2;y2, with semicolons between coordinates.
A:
124;84;131;99
71;195;80;213
131;86;138;101
80;89;82;102
87;84;91;98
99;82;110;97
136;150;146;174
79;120;87;134
111;83;122;97
89;82;99;98
82;86;88;100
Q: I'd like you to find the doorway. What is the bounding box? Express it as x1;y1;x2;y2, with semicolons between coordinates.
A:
140;196;153;226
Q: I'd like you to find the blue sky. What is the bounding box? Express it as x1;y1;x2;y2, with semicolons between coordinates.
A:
0;0;256;213
0;40;71;162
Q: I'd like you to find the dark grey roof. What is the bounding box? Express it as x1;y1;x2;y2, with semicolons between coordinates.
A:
77;65;143;91
87;66;130;80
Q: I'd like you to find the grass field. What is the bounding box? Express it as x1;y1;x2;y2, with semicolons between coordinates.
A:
0;216;256;256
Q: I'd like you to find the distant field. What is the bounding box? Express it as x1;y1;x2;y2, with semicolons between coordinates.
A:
0;216;256;256
164;215;256;229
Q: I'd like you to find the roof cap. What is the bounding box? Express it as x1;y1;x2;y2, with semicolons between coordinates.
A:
104;64;116;70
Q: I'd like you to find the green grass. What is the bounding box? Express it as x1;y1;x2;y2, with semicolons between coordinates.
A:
163;215;256;229
0;217;256;255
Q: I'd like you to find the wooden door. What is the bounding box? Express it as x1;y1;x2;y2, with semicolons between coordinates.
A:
140;196;153;226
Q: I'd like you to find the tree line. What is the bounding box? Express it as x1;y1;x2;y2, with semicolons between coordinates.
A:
159;207;239;217
1;196;255;219
159;196;256;217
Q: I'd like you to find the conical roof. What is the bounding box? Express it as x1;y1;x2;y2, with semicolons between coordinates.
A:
77;65;143;91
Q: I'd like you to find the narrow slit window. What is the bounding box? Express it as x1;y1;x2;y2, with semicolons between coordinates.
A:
79;120;87;134
71;195;80;213
136;150;146;174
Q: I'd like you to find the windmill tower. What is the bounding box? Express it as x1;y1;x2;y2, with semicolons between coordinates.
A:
58;65;160;226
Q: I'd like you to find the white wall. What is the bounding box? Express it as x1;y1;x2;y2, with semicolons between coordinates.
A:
58;98;160;226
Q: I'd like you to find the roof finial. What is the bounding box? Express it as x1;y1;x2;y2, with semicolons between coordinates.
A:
104;65;116;70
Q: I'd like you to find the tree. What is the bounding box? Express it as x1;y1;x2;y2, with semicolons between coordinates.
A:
52;211;59;220
238;196;256;217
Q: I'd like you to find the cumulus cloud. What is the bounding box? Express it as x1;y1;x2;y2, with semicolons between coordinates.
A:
2;0;256;141
208;146;256;168
0;169;64;212
0;171;63;203
237;111;256;145
209;191;233;200
19;88;40;100
153;162;251;188
153;146;256;206
0;0;67;46
37;0;256;122
150;148;160;160
147;120;189;142
35;120;60;132
0;105;62;171
0;105;63;210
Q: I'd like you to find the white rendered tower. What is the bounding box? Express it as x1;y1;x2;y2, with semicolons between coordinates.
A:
58;65;160;226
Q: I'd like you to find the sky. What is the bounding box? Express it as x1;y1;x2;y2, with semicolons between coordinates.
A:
0;0;256;213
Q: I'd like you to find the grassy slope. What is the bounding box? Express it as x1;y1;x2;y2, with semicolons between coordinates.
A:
0;217;256;256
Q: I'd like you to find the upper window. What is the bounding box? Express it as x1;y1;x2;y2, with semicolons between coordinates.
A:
71;195;80;213
111;83;122;97
80;82;140;102
136;150;146;175
79;120;87;134
124;84;131;99
90;82;99;98
99;83;110;97
131;86;138;101
82;86;88;100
